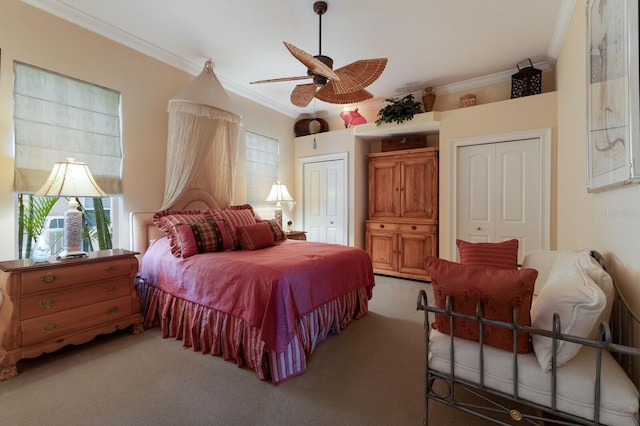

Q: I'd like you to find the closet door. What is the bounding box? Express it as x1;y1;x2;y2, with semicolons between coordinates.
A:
303;159;346;245
456;138;542;262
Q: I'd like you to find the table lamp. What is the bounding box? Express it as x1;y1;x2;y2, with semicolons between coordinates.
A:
265;181;294;228
35;159;107;259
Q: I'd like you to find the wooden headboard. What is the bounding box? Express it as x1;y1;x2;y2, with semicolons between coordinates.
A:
129;189;221;257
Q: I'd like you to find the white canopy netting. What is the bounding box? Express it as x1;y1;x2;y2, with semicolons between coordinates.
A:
161;60;242;210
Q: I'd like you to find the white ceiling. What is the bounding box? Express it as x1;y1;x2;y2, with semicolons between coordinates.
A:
24;0;576;119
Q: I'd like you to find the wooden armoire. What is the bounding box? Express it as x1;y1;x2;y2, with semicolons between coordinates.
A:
365;146;438;280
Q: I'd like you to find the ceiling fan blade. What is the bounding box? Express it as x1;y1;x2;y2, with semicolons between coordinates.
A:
283;42;340;81
331;58;388;94
315;82;373;105
290;83;317;107
250;75;312;84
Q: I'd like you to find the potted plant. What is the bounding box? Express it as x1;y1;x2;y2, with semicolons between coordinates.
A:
375;94;423;126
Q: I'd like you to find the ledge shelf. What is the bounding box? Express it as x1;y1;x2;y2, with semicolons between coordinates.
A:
354;111;440;139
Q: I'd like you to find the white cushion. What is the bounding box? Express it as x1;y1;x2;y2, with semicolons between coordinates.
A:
429;329;639;425
530;250;614;371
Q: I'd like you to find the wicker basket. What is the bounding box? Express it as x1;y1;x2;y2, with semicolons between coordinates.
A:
511;59;542;98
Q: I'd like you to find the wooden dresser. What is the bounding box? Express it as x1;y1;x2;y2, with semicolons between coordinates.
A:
366;147;439;280
0;249;143;380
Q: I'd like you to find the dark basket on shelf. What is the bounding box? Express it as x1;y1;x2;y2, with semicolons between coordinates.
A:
511;59;542;98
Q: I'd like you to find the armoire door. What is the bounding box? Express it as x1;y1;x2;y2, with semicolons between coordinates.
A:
303;158;346;244
456;138;543;262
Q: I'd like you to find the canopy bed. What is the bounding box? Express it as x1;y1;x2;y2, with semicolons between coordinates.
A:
131;190;375;385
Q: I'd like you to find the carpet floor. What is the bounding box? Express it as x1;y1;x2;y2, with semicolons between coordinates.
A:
0;275;508;426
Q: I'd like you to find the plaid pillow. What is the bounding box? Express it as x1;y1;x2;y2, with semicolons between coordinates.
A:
174;220;231;258
152;210;217;257
260;219;286;242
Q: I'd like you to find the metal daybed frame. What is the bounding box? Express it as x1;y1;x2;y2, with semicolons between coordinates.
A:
416;251;640;425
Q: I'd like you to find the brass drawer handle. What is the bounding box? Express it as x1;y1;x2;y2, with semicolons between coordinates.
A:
40;272;58;283
106;265;118;273
41;323;58;333
104;286;117;294
38;298;57;309
107;306;120;315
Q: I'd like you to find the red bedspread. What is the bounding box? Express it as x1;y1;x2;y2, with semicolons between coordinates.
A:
137;237;375;352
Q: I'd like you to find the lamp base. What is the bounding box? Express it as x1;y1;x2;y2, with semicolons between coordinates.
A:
57;250;87;259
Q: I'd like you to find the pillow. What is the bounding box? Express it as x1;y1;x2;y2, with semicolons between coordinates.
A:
227;204;262;221
152;209;216;257
530;250;614;371
426;256;537;353
174;220;232;258
457;239;519;269
259;219;286;242
236;222;275;250
211;207;258;248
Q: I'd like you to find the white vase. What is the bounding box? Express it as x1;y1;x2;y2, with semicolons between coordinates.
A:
31;235;51;262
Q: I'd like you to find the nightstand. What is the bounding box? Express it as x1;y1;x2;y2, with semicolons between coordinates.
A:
285;230;307;241
0;249;144;380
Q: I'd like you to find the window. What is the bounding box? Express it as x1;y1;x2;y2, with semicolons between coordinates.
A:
245;131;279;219
13;62;122;257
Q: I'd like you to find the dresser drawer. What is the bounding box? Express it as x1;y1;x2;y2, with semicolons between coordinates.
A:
21;296;133;346
20;278;132;320
20;258;133;295
366;221;400;232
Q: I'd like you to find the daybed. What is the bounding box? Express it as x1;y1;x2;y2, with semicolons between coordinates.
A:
417;246;640;425
131;190;374;385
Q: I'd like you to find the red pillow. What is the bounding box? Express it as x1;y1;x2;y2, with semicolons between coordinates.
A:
174;220;232;258
236;222;275;250
152;209;217;257
426;256;537;353
457;239;519;269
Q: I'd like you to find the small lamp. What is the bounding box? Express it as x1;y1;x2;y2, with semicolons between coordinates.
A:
265;181;294;228
35;159;107;259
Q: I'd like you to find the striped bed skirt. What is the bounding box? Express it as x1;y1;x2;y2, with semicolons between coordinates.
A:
135;279;370;385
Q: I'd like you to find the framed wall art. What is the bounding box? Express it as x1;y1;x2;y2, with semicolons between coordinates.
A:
586;0;640;192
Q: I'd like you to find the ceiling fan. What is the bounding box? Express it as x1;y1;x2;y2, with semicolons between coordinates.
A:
250;1;387;108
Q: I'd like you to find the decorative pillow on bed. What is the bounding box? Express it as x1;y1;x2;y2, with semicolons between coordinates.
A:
457;239;519;269
426;256;537;353
258;219;286;242
152;209;217;257
236;222;275;250
211;207;258;248
174;220;232;258
227;204;263;220
530;250;614;372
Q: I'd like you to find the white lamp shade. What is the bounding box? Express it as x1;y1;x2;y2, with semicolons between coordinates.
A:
264;182;294;203
35;159;107;197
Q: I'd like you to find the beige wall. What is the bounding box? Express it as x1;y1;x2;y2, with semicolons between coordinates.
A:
556;2;640;307
0;0;294;260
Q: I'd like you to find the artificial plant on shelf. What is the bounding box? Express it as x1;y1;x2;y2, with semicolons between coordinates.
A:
375;94;423;126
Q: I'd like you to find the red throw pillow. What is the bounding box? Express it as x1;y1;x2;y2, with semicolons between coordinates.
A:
426;256;537;353
457;239;519;269
236;222;275;250
174;220;232;258
152;209;217;257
